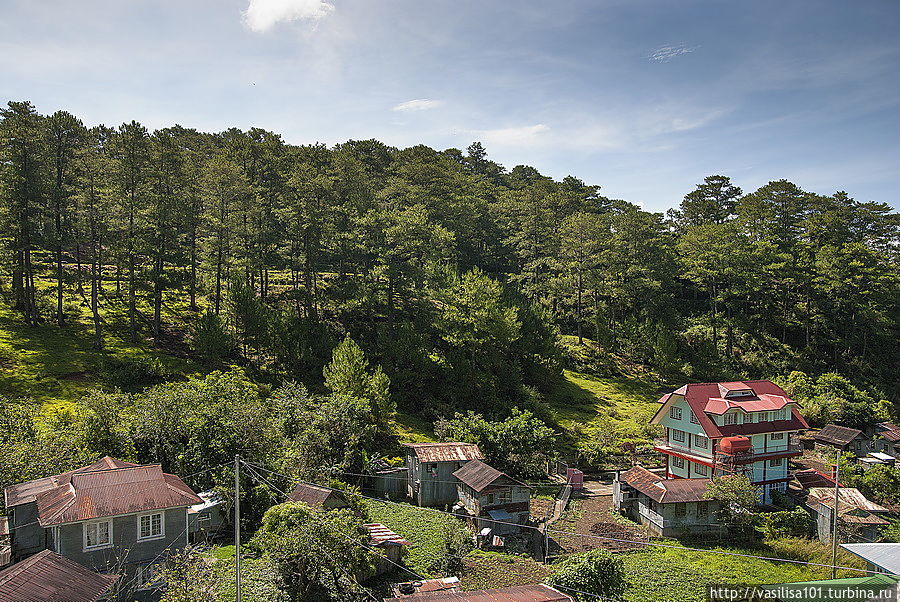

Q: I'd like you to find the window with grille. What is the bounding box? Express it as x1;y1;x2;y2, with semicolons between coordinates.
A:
670;406;682;420
139;513;163;540
690;412;699;424
770;432;784;440
694;464;708;476
694;434;709;449
724;413;737;425
672;456;685;468
672;429;685;442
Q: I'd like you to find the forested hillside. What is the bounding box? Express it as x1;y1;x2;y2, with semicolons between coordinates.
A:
1;99;898;417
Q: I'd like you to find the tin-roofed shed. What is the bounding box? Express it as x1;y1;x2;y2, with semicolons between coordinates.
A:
404;443;483;507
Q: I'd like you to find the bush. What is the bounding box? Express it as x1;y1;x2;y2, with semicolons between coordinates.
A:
548;549;627;601
190;311;234;361
756;507;812;539
100;356;168;391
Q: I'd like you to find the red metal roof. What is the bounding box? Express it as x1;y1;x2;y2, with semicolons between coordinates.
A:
704;393;794;415
5;457;202;526
384;584;572;601
654;381;808;438
795;469;839;489
364;523;410;546
404;443;484;463
288;483;346;509
0;550;119;601
620;466;712;503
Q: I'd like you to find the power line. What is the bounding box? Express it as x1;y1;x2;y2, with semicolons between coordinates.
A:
243;461;900;578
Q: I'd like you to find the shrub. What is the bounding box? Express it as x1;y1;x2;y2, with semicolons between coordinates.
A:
190;311;234;361
548;549;627;601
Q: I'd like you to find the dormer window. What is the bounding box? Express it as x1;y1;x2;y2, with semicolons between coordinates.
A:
670;406;682;420
773;408;786;421
690;412;699;424
723;413;737;426
724;389;754;398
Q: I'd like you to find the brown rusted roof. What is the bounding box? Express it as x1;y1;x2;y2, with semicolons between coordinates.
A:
5;457;201;526
807;487;890;514
876;423;900;442
620;466;712;503
404;443;484;463
287;483;346;509
384;584;572;601
0;550;119;601
453;460;527;493
4;456;142;508
365;523;410;546
392;577;461;596
814;425;864;447
795;469;838;489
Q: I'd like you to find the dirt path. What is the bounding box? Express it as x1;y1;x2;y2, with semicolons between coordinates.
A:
549;480;647;555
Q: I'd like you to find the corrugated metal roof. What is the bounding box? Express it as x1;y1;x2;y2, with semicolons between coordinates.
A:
795;469;838;489
5;457;202;526
404;443;484;463
453;460;526;493
814;425;864;446
0;550;119;601
840;544;900;575
393;577;461;596
620;466;712;503
365;523;410;546
705;393;794;415
384;584;572;601
876;423;900;442
807;487;889;514
288;483;346;509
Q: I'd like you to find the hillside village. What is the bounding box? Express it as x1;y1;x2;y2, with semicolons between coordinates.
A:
2;378;899;601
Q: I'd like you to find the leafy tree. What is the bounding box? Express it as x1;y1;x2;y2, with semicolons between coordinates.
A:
547;549;628;601
705;474;758;534
249;502;375;601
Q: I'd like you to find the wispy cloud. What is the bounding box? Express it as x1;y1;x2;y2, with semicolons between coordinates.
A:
243;0;335;33
648;44;697;63
473;124;549;146
392;99;443;112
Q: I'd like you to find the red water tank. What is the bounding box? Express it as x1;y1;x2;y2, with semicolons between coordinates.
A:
719;436;752;454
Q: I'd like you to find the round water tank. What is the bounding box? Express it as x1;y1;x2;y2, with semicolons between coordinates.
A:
719;436;751;454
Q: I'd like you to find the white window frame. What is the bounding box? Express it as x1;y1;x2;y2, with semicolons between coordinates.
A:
694;434;709;449
83;519;113;551
770;432;784;440
672;456;685;469
723;412;737;426
690;412;699;424
670;406;682;420
694;464;708;476
137;512;165;542
769;458;783;468
671;429;685;443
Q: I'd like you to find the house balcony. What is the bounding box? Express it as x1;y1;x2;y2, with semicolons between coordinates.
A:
653;440;715;466
654;440;802;467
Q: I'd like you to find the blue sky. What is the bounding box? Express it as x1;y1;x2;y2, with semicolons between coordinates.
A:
1;0;898;212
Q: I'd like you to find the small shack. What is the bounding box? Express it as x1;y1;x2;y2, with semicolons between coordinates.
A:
806;487;891;542
288;483;349;511
188;490;228;543
364;523;410;576
452;460;531;534
813;425;867;455
404;442;483;507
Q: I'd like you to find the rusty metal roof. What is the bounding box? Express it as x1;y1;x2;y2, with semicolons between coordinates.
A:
0;550;119;601
795;469;838;489
392;577;461;596
807;487;890;514
814;425;864;447
452;460;527;493
876;423;900;442
288;483;346;509
4;457;202;526
383;584;572;601
365;523;410;547
620;466;712;503
403;443;484;463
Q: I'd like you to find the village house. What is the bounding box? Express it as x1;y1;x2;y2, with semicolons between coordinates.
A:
3;456;202;601
451;460;531;535
651;380;808;504
614;466;723;537
0;549;119;602
873;422;900;457
404;442;484;507
813;424;868;455
840;543;900;577
287;483;350;511
187;490;228;544
364;523;410;576
805;487;891;543
383;583;572;601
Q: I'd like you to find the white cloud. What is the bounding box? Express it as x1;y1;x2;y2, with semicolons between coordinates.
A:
473;124;549;146
392;99;443;112
243;0;335;32
648;44;697;63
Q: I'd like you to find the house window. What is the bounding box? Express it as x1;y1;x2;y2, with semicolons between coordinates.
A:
694;464;708;476
694;434;709;449
487;494;495;504
672;429;685;443
690;412;699;424
670;406;682;420
697;502;709;517
770;432;784;440
84;520;112;550
723;413;737;426
139;512;164;540
498;491;511;504
198;513;211;529
769;458;783;468
674;503;686;517
672;456;685;469
755;412;769;423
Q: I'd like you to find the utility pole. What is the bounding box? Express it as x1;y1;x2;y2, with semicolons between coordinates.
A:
235;454;242;602
831;457;840;579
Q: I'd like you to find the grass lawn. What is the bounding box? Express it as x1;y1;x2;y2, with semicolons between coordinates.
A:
362;498;460;578
460;550;551;591
393;411;437;443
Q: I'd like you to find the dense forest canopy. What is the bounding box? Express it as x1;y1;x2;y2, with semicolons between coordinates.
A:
1;99;898;417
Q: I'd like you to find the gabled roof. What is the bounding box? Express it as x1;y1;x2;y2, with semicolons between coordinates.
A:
403;443;484;463
287;483;347;509
807;487;890;514
0;550;119;602
876;422;900;442
620;466;712;503
4;457;201;526
384;584;572;601
452;460;527;493
840;544;900;576
814;425;864;446
652;381;808;438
